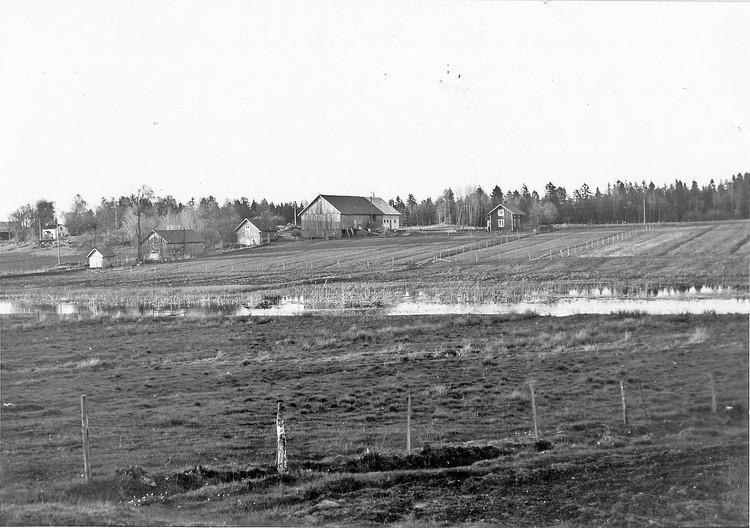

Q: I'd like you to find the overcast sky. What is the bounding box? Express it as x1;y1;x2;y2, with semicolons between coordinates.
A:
1;1;749;219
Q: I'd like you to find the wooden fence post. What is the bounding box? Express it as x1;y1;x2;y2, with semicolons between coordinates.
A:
80;395;91;482
276;401;288;474
406;392;412;455
709;374;717;413
620;381;628;425
529;381;539;440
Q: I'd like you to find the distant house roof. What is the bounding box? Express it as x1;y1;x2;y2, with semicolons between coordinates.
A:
300;195;384;217
87;247;116;258
486;203;526;216
234;217;278;233
145;229;205;244
370;197;402;216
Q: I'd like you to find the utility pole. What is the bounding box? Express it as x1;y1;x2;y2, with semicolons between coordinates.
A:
56;220;61;266
643;191;646;225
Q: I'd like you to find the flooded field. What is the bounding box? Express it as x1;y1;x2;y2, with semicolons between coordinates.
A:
1;285;747;319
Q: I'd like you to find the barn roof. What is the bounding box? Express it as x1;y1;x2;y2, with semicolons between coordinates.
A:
234;217;278;232
87;247;116;258
300;195;384;216
370;197;402;216
146;229;205;244
486;202;526;216
0;221;11;231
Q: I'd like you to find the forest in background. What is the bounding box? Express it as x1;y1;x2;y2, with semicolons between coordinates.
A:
4;172;749;249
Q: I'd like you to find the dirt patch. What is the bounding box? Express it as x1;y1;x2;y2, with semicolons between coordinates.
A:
305;444;511;473
115;464;277;500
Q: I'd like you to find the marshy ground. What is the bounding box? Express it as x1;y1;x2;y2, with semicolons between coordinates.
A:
1;313;747;526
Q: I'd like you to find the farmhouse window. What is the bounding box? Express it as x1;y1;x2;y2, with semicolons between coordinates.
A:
498;209;504;217
498;218;504;228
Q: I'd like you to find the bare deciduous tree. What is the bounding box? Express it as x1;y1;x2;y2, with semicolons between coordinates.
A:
123;185;154;263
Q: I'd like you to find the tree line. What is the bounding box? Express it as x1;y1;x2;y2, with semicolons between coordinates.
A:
5;172;749;254
390;173;750;228
7;188;304;257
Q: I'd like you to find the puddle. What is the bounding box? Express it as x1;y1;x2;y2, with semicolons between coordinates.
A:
387;297;750;316
1;294;748;319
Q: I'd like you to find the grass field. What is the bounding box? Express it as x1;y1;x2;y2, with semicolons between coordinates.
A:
1;221;748;307
1;219;748;526
1;313;747;526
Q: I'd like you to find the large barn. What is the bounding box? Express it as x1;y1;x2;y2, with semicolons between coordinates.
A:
142;229;206;260
234;217;278;246
299;194;401;239
486;203;525;232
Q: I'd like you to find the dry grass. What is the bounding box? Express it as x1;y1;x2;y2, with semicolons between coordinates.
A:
1;313;747;526
688;326;709;344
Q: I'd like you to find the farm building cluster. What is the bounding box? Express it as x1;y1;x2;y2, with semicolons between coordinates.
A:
82;192;528;269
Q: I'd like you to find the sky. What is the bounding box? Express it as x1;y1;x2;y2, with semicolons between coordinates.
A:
1;1;749;219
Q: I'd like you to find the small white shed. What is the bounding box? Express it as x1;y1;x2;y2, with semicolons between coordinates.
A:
87;247;115;269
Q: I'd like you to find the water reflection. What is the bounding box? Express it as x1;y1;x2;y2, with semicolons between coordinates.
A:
387;298;750;316
1;294;748;319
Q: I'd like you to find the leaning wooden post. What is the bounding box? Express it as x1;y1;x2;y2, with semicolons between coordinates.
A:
709;374;717;413
80;395;92;482
620;381;629;425
406;392;412;455
529;381;539;440
276;401;288;474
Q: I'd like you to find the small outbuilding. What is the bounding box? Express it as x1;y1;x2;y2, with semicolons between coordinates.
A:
142;229;206;261
0;221;12;242
234;218;278;246
87;247;116;269
41;225;68;240
370;197;402;230
486;203;525;232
